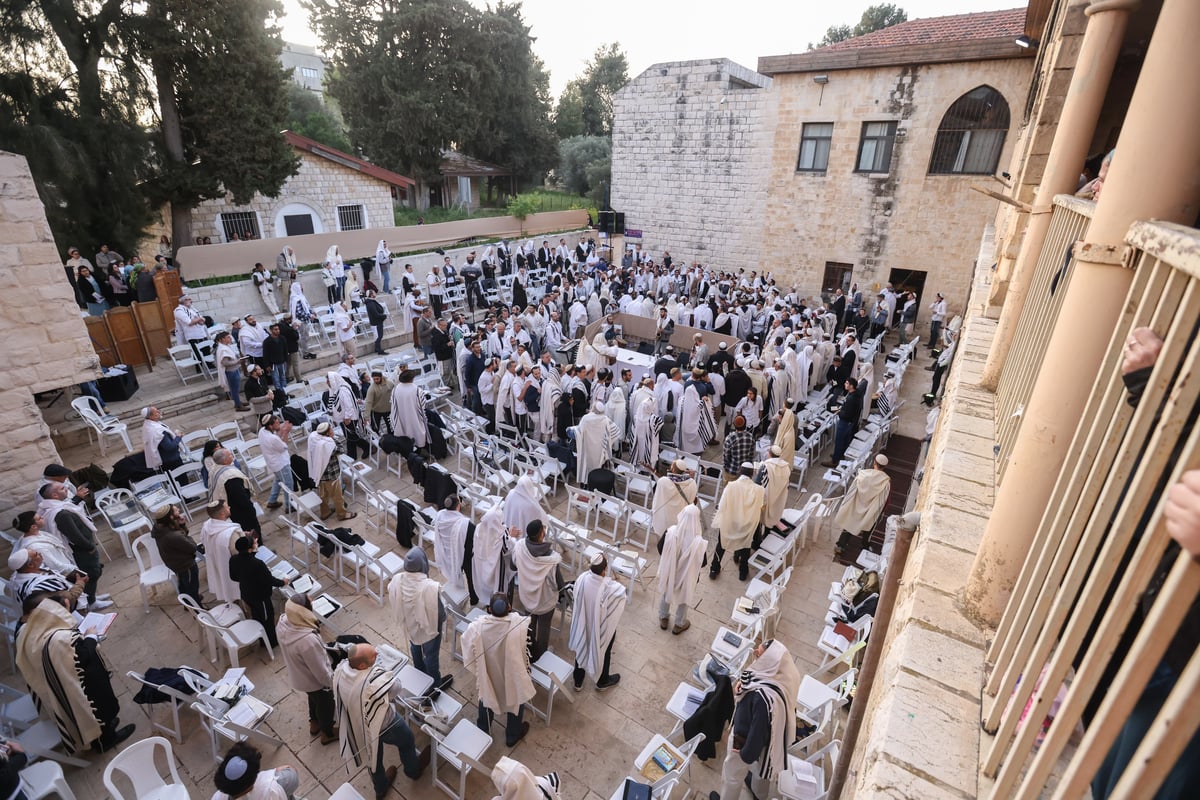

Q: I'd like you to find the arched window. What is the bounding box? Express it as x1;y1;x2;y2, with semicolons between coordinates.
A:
928;86;1010;175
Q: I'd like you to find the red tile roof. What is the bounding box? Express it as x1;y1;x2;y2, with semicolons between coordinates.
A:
817;8;1027;53
283;131;415;188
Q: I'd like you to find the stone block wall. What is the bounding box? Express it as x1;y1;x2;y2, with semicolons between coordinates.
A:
610;59;775;270
0;151;100;522
759;58;1032;315
191;150;395;242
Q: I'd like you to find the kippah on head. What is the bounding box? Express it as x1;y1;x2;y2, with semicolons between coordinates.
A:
8;549;30;571
42;464;71;478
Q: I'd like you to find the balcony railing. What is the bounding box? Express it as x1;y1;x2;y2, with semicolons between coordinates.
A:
994;195;1095;479
980;219;1200;798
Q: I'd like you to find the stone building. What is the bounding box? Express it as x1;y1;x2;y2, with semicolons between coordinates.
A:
610;8;1034;313
189;131;414;243
0;151;99;523
280;41;327;99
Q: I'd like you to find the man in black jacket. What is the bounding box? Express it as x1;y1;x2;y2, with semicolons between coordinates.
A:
826;379;863;466
229;535;288;646
431;318;456;391
364;290;389;355
263;323;289;390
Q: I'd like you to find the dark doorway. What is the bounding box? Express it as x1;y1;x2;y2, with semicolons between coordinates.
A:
823;261;854;296
428;183;444;208
888;268;928;323
283;214;315;236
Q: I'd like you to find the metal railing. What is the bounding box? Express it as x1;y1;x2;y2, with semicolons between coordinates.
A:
980;219;1200;798
994;195;1095;479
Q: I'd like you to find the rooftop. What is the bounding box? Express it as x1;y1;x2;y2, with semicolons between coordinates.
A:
283;131;415;189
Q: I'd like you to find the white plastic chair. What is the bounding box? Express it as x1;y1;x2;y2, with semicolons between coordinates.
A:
207;420;245;445
102;735;190;800
607;770;682;800
72;396;132;455
422;720;493;800
778;739;841;800
20;760;79;800
168;345;208;384
528;649;576;724
133;534;177;613
166;462;207;522
95;487;152;559
196;610;275;668
127;667;209;744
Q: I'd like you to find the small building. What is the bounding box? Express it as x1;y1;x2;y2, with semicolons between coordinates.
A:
280;42;327;99
188;131;415;242
419;150;514;211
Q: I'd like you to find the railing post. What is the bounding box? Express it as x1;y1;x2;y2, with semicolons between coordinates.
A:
981;0;1138;391
965;0;1200;625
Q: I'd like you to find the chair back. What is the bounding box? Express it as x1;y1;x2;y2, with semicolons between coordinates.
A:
102;736;184;800
132;534;165;572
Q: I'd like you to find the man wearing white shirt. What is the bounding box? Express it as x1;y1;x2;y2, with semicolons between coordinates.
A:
427;261;446;318
258;414;294;511
554;239;570;267
173;296;208;364
239;315;268;367
927;292;948;349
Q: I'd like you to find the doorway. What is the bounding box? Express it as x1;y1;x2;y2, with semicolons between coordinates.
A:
823;261;854;297
887;268;928;323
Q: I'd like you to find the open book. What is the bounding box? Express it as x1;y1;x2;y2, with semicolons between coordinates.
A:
78;612;116;638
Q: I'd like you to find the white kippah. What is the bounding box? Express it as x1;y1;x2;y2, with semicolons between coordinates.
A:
222;756;249;781
7;549;30;570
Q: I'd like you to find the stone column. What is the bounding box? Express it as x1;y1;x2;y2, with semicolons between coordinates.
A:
965;0;1200;623
981;0;1139;391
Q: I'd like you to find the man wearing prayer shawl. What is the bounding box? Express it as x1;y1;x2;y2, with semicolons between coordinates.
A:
141;405;183;470
759;445;793;531
307;423;356;522
388;548;451;690
490;756;562;800
16;594;134;754
604;374;628;449
333;644;428;797
503;475;549;537
713;639;802;800
575;402;619;483
36;483;107;608
712;464;766;581
657;505;707;635
651;460;699;538
629;394;664;471
434;495;476;606
200;499;243;604
834;454;893;547
473;504;516;605
388;369;428;448
771;405;797;467
676;380;716;456
569;553;626;691
510;519;564;661
208;448;262;541
463;596;535;746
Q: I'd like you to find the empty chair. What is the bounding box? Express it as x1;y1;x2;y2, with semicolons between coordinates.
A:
133;534;177;613
20;760;79;800
166;462;208;521
168;344;208;384
132;475;184;517
95;488;151;559
196;610;275;668
102;735;190;800
778;739;841;800
72;396;132;455
422;719;493;800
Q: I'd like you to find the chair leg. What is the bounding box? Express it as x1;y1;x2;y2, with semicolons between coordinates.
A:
141;584;149;614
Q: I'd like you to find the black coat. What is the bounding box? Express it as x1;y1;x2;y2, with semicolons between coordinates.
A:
683;674;734;761
228;551;284;604
263;334;288;366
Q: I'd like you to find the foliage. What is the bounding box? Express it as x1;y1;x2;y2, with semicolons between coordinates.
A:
506;193;541;221
286;83;352;153
554;43;629;139
393;206;508;227
556;136;611;199
583;157;611;207
812;4;908;49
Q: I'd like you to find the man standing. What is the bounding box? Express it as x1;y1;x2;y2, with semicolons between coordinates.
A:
334;643;429;798
263;323;289;391
651;460;699;540
333;301;356;358
239;314;268;369
463;595;534;746
510;519;563;662
388;548;452;691
722;415;756;479
427;260;446;318
834;454;893;549
657;505;707;635
200;500;242;605
364;290;389;356
711;463;765;581
389;369;427;450
434;495;475;605
208;449;262;542
173;295;208;357
927;292;947;349
759;445;793;533
416;307;436;358
150;503;199;601
575;401;619;484
569;553;626;691
431;318;456;391
364;370;395;434
258;414;294;512
251;263;279;314
276;594;338;745
307;423;357;522
36;483;109;609
826;379;863;466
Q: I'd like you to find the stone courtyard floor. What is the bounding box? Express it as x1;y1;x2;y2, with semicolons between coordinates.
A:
11;329;937;800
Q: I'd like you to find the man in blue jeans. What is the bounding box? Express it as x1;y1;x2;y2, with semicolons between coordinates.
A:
334;643;430;798
387;548;454;692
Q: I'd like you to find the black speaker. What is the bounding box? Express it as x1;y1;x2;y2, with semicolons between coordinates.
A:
597;211;615;234
613;212;625;234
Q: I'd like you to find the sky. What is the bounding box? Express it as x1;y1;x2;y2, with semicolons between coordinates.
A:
280;1;1022;98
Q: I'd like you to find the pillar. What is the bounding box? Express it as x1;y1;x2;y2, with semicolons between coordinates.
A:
965;0;1200;623
981;0;1138;391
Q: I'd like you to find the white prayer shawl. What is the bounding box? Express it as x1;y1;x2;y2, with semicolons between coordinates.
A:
496;367;515;425
503;476;548;535
214;341;239;394
761;457;792;527
780;349;804;407
490;757;562;800
208;464;251;507
774;408;797;466
767;367;789;418
676;384;715;455
511;538;561;615
389;382;427;447
289;282;311;319
326;373;361;427
173;303;204;346
325;246;344;278
18;532;77;576
536;373;561;440
575;410;616;482
141;419;172;469
657;506;707;609
307;433;336;482
568;571;626;679
434;509;470;592
834;468;892;534
36;497;96;542
472;505;512;601
333;305;354;342
463;613;534;715
387;570;441;645
200;518;241;603
714;476;766;551
335;661;394;770
629;396;663;470
651;475;697;537
604;384;627;445
737;641;802;783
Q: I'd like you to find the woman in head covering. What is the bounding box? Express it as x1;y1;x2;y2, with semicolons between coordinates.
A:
656;505;706;635
717;639;802;800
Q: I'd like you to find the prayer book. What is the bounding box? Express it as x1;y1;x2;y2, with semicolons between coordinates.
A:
78;612;116;638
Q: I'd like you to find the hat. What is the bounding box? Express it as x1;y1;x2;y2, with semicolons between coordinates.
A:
42;464;71;478
665;345;674;353
152;504;173;520
594;402;605;413
404;548;429;574
230;316;241;325
316;422;332;435
180;295;192;302
234;536;253;553
875;454;890;467
604;329;616;341
7;549;30;571
672;459;688;471
206;499;224;509
489;595;510;616
898;511;921;531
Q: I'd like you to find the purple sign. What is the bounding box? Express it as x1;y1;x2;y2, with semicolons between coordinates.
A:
624;228;643;238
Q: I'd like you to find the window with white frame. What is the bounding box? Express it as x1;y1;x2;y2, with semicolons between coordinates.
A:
855;121;898;173
300;66;318;79
336;204;366;231
796;122;834;173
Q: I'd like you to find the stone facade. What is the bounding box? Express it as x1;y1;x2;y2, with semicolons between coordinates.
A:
0;151;100;522
190;150;395;242
610;59;775;269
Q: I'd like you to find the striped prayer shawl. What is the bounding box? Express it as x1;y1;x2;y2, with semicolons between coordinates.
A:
335;662;396;769
739;675;790;782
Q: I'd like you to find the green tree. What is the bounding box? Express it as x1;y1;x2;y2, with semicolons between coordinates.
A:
305;0;484;182
557;135;610;198
812;4;908;49
578;43;628;137
458;2;557;196
553;78;585;139
145;0;299;247
286;83;352;152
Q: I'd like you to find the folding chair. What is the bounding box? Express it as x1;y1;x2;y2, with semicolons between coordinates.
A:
126;667;209;743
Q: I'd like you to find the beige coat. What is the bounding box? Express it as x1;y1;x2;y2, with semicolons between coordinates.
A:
275;602;332;693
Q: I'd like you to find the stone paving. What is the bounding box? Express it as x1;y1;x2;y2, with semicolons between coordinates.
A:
9;328;939;800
